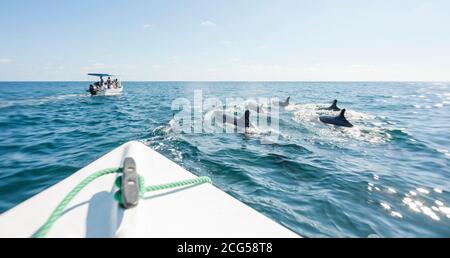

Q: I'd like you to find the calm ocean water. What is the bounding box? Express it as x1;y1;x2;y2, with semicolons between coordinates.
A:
0;82;449;237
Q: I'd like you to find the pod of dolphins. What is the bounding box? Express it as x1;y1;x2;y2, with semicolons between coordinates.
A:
239;98;353;131
317;100;354;128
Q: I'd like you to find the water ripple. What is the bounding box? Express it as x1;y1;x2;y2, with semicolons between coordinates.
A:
1;82;449;237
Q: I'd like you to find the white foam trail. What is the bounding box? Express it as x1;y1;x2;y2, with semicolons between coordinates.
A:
387;188;397;194
440;207;450;215
391;212;403;218
403;197;413;204
417;188;430;194
0;94;87;109
421;207;440;221
435;200;444;206
380;202;391;210
290;103;389;144
434;188;443;193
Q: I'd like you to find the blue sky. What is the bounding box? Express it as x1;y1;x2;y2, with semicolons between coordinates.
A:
0;0;449;81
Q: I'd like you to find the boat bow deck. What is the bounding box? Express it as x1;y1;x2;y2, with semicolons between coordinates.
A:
0;141;299;238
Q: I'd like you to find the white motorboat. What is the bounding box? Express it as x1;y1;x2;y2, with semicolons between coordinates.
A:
87;73;123;96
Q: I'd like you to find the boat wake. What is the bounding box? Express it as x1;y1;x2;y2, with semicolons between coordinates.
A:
140;125;184;162
0;94;88;109
149;100;394;149
287;103;393;144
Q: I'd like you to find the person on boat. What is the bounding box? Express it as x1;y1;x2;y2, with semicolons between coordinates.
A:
89;84;95;94
93;81;100;90
106;77;112;89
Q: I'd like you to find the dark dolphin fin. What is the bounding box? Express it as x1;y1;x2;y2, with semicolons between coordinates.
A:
279;97;290;107
319;99;340;111
339;109;354;127
329;100;340;111
339;109;346;118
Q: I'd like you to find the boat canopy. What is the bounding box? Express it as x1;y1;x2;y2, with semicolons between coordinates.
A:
88;73;117;77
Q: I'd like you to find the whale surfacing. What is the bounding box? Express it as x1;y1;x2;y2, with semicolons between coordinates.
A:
319;109;353;127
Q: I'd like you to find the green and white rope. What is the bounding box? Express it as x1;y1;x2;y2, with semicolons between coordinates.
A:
33;168;212;238
144;177;212;193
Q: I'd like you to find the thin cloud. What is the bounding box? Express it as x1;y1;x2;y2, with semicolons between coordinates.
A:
220;40;232;45
0;58;13;64
43;65;64;71
348;64;376;72
201;21;217;27
143;24;154;29
256;44;268;50
92;63;108;69
170;56;180;63
124;64;136;70
81;62;109;71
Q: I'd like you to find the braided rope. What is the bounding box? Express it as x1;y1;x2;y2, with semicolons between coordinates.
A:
33;168;121;238
33;168;212;238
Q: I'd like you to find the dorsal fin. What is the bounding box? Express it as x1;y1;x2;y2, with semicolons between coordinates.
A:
327;100;339;110
286;97;290;104
339;109;346;118
330;100;338;109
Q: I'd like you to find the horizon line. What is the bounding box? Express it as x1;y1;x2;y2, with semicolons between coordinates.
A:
0;80;449;83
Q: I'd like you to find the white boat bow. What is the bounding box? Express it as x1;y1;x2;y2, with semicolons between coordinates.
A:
0;141;299;238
